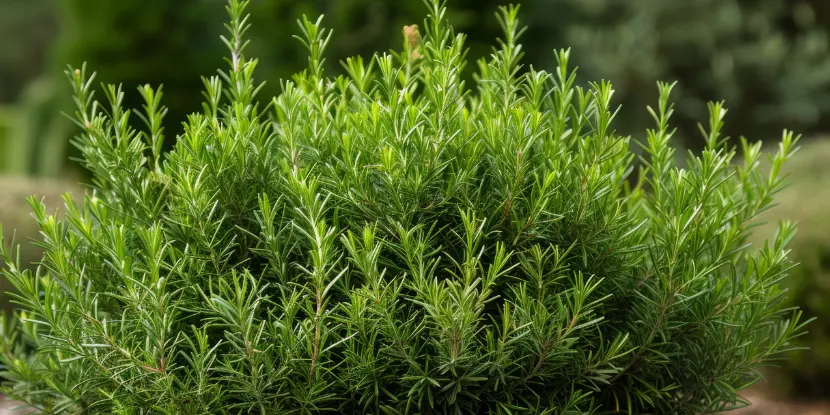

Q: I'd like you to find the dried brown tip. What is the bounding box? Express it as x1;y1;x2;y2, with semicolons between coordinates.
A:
403;25;420;49
403;24;424;60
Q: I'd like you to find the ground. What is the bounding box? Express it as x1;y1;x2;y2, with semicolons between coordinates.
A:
732;393;830;415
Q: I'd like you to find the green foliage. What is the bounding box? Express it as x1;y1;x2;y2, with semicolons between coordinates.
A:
52;0;496;140
0;106;12;171
750;139;830;399
50;0;830;148
0;177;83;312
0;1;807;413
1;77;73;177
53;0;227;142
9;0;828;178
0;0;56;102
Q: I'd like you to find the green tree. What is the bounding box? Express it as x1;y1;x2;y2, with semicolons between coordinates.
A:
521;0;830;146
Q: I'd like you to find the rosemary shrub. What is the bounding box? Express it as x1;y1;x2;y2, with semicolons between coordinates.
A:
0;1;807;413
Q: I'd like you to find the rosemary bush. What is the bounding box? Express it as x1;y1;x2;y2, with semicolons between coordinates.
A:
0;1;807;413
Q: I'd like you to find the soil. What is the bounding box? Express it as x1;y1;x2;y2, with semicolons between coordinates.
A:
730;393;830;415
0;397;30;415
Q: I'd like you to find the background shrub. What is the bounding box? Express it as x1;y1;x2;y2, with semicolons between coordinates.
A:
521;0;830;147
750;139;830;399
0;0;56;103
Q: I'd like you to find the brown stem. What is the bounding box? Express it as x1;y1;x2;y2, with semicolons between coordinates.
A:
309;288;323;381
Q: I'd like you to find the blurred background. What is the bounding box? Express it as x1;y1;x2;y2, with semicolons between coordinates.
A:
1;0;830;413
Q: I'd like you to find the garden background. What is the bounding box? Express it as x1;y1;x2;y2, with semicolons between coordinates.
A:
2;0;830;412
